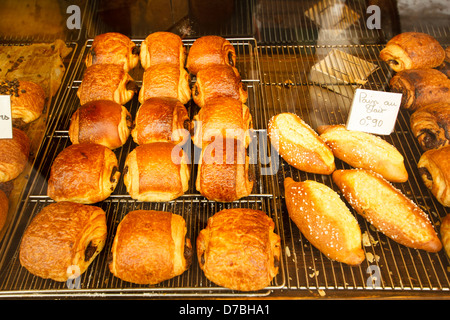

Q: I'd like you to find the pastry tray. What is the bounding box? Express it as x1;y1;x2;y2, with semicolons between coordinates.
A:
0;38;449;299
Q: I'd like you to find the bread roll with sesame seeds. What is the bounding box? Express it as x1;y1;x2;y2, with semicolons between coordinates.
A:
317;125;408;183
332;169;442;252
284;177;365;266
268;113;335;175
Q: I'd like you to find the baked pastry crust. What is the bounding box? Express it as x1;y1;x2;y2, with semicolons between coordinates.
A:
123;142;190;202
69;100;132;149
19;201;107;282
9;80;46;126
140;32;186;70
186;36;236;75
192;97;252;148
47;143;120;204
410;103;450;151
138;63;191;104
109;210;192;285
417;145;450;207
332;169;442;252
380;32;445;72
317;124;408;182
196;208;280;291
85;32;139;72
284;177;365;265
196;138;253;202
389;68;450;111
77;64;136;105
440;214;450;258
131;97;190;145
268;113;335;175
0;128;30;183
192;64;247;108
0;190;8;233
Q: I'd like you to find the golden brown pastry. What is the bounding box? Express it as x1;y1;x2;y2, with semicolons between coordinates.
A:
440;214;450;258
138;63;191;104
0;128;30;183
131;97;190;145
77;64;136;105
332;169;442;252
69;100;132;149
417;145;450;207
268;113;335;175
196;208;280;291
410;103;450;151
284;177;365;266
109;210;192;285
192;64;247;108
3;80;46;126
47;143;120;204
140;32;186;70
186;35;236;75
196;138;253;202
192;97;252;148
123;142;190;202
0;189;8;232
389;68;450;111
19;201;107;282
380;32;445;72
436;46;450;78
85;32;139;72
317;125;408;183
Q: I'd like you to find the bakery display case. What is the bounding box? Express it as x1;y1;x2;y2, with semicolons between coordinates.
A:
0;0;449;300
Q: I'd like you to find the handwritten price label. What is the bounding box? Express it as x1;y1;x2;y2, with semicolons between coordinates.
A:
0;95;13;139
346;89;402;135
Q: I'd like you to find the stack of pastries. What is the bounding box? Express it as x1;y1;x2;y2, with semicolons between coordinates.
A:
188;35;253;202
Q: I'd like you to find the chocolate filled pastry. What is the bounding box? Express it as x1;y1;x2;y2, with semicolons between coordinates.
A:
332;169;442;252
284;177;365;266
268;113;335;175
19;201;107;282
140;32;186;70
440;214;450;258
380;32;445;72
47;143;120;204
0;128;30;183
417;145;450;207
196;138;253;202
196;208;280;291
69;100;132;149
109;210;192;285
131;97;190;145
2;80;46;126
436;47;450;78
192;97;252;149
77;64;136;105
0;190;8;232
389;68;450;111
410;103;450;151
138;63;191;104
85;32;139;72
186;35;236;75
192;65;247;108
123;142;190;202
317;125;408;183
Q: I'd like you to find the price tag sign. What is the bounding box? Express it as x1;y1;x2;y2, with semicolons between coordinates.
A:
346;89;402;135
0;95;13;139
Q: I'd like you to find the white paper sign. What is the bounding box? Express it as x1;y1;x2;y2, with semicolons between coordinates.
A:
346;88;402;135
0;95;13;139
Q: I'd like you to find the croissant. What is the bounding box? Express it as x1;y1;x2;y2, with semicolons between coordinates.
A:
0;189;8;233
0;128;30;183
380;32;445;72
140;32;186;70
389;68;450;111
440;214;450;258
410;102;450;151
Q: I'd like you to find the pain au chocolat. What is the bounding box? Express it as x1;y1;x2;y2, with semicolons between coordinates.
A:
19;201;107;282
7;80;46;126
0;128;30;183
69;100;132;149
0;189;8;233
140;31;186;70
109;210;192;285
47;143;120;204
196;208;280;291
85;32;139;72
